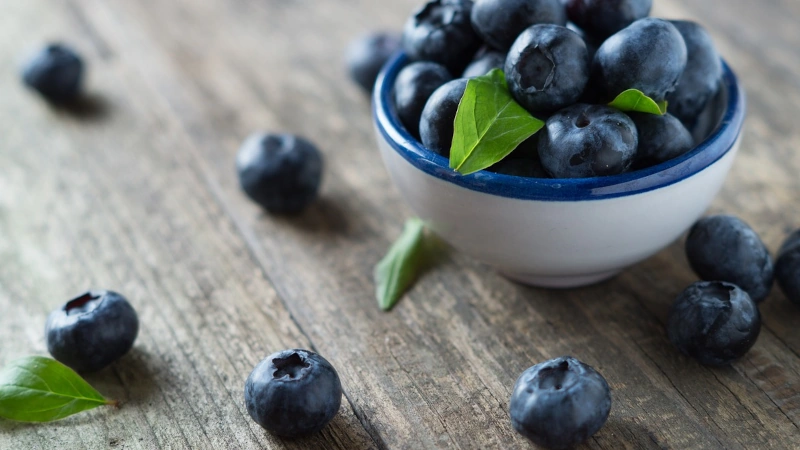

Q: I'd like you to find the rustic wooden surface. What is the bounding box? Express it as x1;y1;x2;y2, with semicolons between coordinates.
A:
1;0;799;448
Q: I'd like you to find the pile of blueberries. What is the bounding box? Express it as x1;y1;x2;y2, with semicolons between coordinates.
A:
351;0;723;178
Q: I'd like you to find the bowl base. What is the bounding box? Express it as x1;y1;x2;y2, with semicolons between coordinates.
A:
500;269;621;288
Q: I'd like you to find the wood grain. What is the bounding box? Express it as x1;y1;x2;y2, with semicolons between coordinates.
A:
1;0;800;448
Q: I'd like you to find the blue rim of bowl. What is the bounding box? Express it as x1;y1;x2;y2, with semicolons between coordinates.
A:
373;52;745;201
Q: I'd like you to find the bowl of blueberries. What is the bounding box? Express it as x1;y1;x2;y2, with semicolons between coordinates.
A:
373;0;745;288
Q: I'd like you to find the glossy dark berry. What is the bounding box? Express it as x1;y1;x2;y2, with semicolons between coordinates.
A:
628;112;693;170
505;24;589;113
45;291;139;373
538;104;637;178
510;356;611;450
394;61;453;138
668;281;761;366
775;229;800;306
462;49;506;78
419;78;469;157
592;18;687;101
488;138;549;177
345;31;402;93
244;349;342;437
470;0;567;51
21;43;84;103
666;20;723;124
685;215;774;303
566;0;652;39
236;133;323;214
402;0;481;74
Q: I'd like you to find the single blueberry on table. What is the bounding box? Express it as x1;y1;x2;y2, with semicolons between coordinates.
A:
345;31;402;93
462;49;506;78
627;112;693;170
666;20;723;125
592;18;687;101
470;0;567;51
538;104;638;178
45;290;139;373
510;356;611;450
402;0;481;75
505;24;589;114
566;0;652;39
685;215;774;303
244;349;342;437
393;61;453;139
775;229;800;306
667;281;761;366
419;78;469;157
236;133;323;214
21;43;84;103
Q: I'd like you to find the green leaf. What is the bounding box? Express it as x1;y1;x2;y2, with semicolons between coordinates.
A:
608;89;668;115
449;69;545;175
0;356;116;422
374;218;429;311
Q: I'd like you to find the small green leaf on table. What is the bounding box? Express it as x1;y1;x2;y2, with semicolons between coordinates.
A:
608;89;668;115
374;218;432;311
0;356;117;423
450;69;544;175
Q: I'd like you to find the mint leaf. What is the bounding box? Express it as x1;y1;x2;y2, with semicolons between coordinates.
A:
608;89;668;115
375;218;429;311
0;356;116;422
450;69;544;175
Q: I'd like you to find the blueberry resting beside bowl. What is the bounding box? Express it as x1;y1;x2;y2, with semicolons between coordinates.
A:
538;104;638;178
667;281;761;366
666;20;723;125
402;0;481;74
776;229;800;305
46;290;139;373
462;49;506;78
470;0;567;51
236;133;323;214
505;24;590;113
685;215;774;303
510;356;611;449
420;78;469;157
592;18;687;101
345;31;402;93
394;61;453;139
245;349;342;437
628;112;693;170
566;0;653;39
21;43;84;103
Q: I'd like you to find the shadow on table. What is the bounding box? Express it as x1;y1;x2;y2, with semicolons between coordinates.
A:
55;91;112;122
270;196;351;236
84;347;162;407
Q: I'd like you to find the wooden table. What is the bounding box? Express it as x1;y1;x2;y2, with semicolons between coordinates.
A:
1;0;799;448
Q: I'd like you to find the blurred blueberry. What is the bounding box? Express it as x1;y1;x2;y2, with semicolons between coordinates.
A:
346;31;402;93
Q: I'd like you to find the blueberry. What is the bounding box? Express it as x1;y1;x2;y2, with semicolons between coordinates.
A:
505;25;589;113
236;133;323;214
685;215;774;303
592;18;687;101
21;43;84;103
244;349;342;437
394;62;453;138
566;22;602;62
487;138;549;177
665;20;723;125
45;291;139;373
566;0;652;39
627;112;693;170
538;104;637;178
345;32;402;93
419;78;469;157
668;281;761;366
462;49;506;78
509;356;611;450
470;0;567;51
775;229;800;306
402;0;481;74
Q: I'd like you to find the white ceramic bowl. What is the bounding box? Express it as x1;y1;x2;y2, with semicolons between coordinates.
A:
373;53;746;288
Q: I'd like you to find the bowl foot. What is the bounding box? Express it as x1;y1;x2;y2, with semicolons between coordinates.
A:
500;269;621;288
